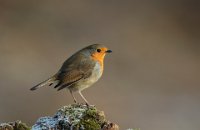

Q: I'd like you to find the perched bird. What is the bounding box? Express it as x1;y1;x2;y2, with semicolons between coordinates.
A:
30;44;112;105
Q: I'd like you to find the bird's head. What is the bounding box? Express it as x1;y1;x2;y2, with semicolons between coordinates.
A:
82;44;112;62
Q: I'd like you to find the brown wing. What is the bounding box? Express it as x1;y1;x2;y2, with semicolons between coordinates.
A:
54;54;95;91
55;70;84;91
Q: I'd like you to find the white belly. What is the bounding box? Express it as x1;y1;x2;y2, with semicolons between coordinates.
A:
70;62;103;92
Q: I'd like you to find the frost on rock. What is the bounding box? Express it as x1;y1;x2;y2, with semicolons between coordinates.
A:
31;104;119;130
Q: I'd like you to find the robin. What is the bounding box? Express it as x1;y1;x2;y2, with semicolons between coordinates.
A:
30;44;112;105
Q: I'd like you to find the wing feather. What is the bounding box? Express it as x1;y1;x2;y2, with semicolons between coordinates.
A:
55;55;95;90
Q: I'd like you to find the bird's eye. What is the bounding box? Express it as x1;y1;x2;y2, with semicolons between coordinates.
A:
97;49;101;53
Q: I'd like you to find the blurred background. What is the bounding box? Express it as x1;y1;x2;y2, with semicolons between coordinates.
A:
0;0;200;130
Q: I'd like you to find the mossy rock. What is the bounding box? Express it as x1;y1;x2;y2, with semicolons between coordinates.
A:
0;104;119;130
32;104;119;130
0;121;30;130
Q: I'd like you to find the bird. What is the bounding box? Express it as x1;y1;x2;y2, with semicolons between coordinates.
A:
30;44;112;105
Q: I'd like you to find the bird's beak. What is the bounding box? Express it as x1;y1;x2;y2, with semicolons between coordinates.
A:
106;50;112;53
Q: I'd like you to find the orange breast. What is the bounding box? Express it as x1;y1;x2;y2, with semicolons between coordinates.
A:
91;52;105;71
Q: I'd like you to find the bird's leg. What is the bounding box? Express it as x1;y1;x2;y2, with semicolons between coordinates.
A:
78;91;90;106
70;90;77;103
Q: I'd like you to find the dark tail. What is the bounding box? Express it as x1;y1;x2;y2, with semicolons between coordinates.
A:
30;75;58;91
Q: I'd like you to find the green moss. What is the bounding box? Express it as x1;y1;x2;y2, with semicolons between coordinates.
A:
79;119;101;130
61;104;106;129
13;121;30;130
76;106;106;130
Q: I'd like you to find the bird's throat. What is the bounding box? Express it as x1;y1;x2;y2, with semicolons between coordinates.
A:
91;53;105;71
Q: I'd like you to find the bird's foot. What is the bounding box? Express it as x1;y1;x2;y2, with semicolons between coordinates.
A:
86;102;89;106
85;103;95;108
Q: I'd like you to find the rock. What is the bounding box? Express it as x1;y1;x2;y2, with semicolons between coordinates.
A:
32;104;119;130
0;120;30;130
0;104;119;130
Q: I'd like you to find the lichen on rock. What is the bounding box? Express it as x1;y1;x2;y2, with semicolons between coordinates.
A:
32;104;119;130
0;104;119;130
0;120;30;130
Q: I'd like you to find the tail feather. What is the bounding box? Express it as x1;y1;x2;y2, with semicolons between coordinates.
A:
30;76;57;91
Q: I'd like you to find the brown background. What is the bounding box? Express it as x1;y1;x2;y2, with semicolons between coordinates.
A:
0;0;200;130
